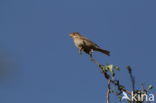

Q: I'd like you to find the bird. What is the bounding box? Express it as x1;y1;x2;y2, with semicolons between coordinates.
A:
69;32;110;57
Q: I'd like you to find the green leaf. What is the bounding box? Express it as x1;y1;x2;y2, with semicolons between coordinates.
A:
119;85;125;90
113;65;120;71
99;64;107;72
148;85;154;90
118;96;122;101
106;64;113;72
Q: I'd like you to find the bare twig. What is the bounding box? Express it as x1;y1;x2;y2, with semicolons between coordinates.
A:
127;66;135;92
90;57;100;66
141;83;145;92
106;79;111;103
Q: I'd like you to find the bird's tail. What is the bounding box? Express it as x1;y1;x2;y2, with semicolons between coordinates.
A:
94;48;110;56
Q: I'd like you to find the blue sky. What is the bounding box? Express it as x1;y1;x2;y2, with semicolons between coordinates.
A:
0;0;156;103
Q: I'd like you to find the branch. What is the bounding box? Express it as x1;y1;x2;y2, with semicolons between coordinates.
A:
90;58;131;99
106;79;111;103
127;66;135;92
91;58;131;95
90;57;153;103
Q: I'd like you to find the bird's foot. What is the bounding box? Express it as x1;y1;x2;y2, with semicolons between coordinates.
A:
89;54;93;60
79;51;82;55
89;49;93;59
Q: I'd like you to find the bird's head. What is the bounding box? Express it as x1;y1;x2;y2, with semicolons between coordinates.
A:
69;32;81;38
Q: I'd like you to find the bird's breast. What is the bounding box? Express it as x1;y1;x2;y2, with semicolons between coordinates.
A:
73;38;83;48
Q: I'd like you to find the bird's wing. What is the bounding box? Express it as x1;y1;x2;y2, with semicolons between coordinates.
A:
80;36;99;47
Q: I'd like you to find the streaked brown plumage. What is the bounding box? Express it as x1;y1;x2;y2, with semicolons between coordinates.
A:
69;32;110;57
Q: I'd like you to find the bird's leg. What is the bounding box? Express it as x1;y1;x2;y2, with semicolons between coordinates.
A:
89;49;94;58
79;47;83;55
89;54;92;58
